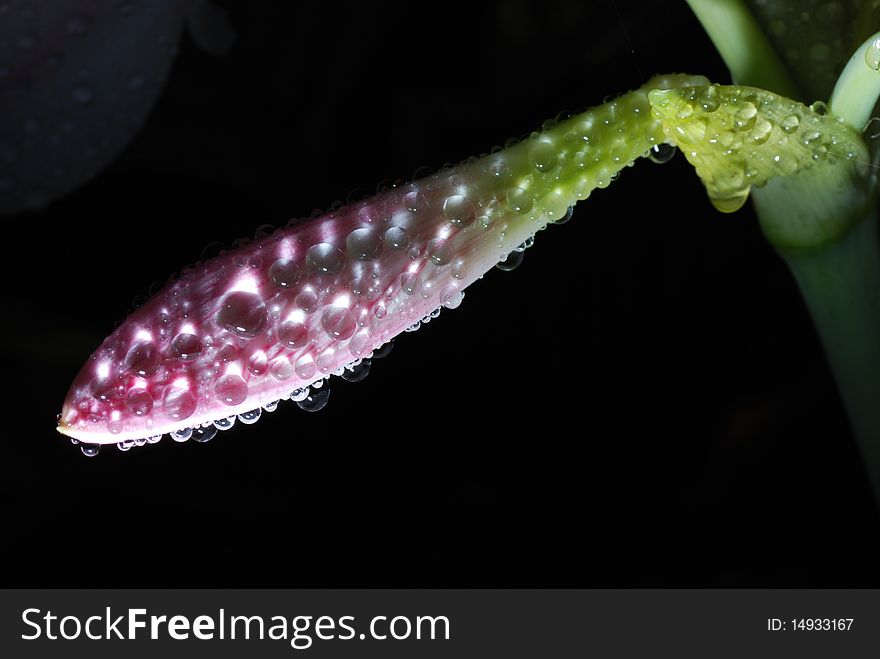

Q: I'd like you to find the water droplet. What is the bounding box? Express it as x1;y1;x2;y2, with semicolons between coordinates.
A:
117;440;133;451
426;238;452;265
648;143;676;164
146;434;163;444
780;114;800;134
296;387;330;412
192;426;218;443
810;101;828;116
214;415;236;430
216;291;268;338
81;444;100;457
289;387;309;402
507;187;533;214
709;188;750;213
294;354;317;379
238;408;262;425
278;321;309;349
529;140;558;172
440;285;464;309
342;358;371;382
384;226;409;250
171;333;202;360
699;86;720;112
346;228;383;260
443;195;475;226
540;191;568;222
400;272;421;296
316;350;337;373
864;117;880;139
66;14;90;35
733;102;757;131
219;343;240;363
306;243;344;274
247;351;268;376
268;357;293;381
405;321;421;332
866;38;880;70
321;307;356;340
372;340;395;359
496;251;524;271
163;386;196;421
125;342;160;377
125;388;153;416
170;427;193;442
263;400;279;412
294;289;318;314
750;117;772;144
72;85;94;104
270;259;300;288
215;374;248;406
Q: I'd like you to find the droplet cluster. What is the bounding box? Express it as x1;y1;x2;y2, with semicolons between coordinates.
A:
58;73;713;450
649;84;867;212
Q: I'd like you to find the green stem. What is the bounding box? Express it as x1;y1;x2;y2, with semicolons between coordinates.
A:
779;213;880;502
684;0;801;99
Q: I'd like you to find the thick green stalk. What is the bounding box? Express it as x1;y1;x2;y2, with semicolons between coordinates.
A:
777;214;880;498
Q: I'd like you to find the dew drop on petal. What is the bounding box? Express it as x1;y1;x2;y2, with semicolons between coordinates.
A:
171;333;202;360
163;386;196;421
321;307;356;341
384;226;409;250
306;243;344;274
278;321;309;348
270;259;301;288
346;228;383;260
215;374;248;406
125;388;153;416
125;342;160;377
216;291;268;338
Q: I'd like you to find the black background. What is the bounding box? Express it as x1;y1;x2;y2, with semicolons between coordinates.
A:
1;0;879;587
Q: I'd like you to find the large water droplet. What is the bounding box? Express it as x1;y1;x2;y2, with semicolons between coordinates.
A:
648;143;676;164
439;285;464;309
125;388;153;416
163;386;196;421
216;291;268;338
400;272;421;296
426;238;452;266
443;195;475;226
289;387;309;402
278;321;309;348
496;251;524;271
750;117;772;144
709;188;750;213
125;342;160;377
171;333;202;360
237;408;262;425
270;259;300;288
384;226;409;250
215;374;248;406
507;187;534;214
866;37;880;70
346;228;383;260
306;243;344;274
321;307;356;340
270;357;293;381
529;141;558;172
342;359;371;382
296;387;330;412
170;427;193;442
192;426;218;443
294;354;317;379
733;102;757;131
81;443;100;457
295;290;318;314
780;114;800;134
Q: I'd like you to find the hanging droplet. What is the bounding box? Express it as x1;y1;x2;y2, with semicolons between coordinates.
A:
213;416;236;430
342;359;371;382
171;427;193;442
863;117;880;139
191;426;218;443
263;400;279;412
866;37;880;70
708;188;750;213
146;434;163;444
238;408;262;425
648;143;676;164
117;440;133;452
289;387;309;402
555;206;574;225
496;250;524;271
372;340;395;359
81;443;100;457
296;387;330;412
